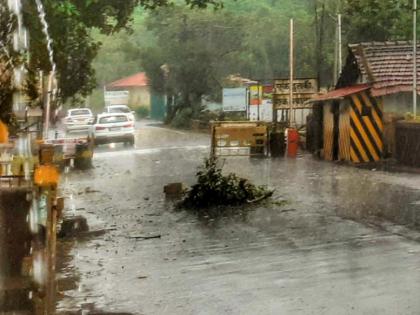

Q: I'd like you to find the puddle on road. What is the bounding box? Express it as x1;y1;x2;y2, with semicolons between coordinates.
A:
333;180;420;228
93;145;209;159
54;143;420;314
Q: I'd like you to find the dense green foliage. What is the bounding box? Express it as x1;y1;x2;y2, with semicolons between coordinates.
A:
0;3;15;123
1;0;418;123
91;0;417;123
0;0;222;122
343;0;412;42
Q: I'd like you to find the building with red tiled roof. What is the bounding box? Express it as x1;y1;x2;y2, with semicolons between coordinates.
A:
106;72;149;90
346;41;419;97
309;41;420;164
104;72;151;110
337;41;420;114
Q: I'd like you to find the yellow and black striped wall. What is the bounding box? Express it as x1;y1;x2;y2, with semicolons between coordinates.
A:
323;90;383;163
349;91;383;163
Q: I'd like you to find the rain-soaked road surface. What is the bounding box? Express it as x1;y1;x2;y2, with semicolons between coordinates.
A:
57;121;420;315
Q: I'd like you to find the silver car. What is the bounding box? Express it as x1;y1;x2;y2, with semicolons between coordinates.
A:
90;113;135;146
105;105;136;121
62;108;94;133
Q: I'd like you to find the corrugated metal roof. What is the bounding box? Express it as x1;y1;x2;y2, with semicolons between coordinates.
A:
349;41;420;96
107;72;149;89
309;84;370;103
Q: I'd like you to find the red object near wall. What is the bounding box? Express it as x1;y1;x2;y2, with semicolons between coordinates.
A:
287;128;299;158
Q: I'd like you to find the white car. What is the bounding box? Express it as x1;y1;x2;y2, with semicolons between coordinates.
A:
63;108;94;132
90;113;135;146
105;105;135;121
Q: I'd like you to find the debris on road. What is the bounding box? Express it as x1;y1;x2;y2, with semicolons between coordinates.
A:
84;187;101;194
59;215;89;238
279;208;297;213
247;191;274;204
164;182;188;197
127;234;162;240
272;199;289;207
180;158;273;210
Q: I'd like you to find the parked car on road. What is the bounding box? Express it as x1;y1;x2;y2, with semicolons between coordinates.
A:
62;108;94;133
90;113;135;146
105;105;136;121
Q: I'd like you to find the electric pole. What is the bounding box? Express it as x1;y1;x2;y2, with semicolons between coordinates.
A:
289;18;294;126
414;0;417;118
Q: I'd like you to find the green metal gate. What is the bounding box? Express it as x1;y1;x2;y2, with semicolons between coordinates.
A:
151;93;166;121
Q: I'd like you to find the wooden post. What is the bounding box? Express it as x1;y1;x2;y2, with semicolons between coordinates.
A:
414;0;418;117
338;14;342;77
289;19;295;126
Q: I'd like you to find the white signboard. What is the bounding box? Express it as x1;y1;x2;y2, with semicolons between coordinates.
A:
223;88;247;112
249;100;273;122
104;90;129;106
262;99;273;122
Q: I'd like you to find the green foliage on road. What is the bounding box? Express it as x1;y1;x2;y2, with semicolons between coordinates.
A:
181;158;273;210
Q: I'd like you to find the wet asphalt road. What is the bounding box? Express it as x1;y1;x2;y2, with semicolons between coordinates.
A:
57;121;420;315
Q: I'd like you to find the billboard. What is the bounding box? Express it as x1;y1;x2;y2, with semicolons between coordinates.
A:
273;78;318;109
104;90;129;107
274;78;318;94
222;88;247;112
262;85;274;100
249;85;262;106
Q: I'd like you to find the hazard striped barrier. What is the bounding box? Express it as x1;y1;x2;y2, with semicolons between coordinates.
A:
349;91;383;163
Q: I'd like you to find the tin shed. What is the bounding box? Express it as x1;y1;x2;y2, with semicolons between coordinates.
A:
311;84;384;163
310;41;420;163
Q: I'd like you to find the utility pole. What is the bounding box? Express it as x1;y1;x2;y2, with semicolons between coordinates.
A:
257;82;261;121
289;18;294;126
338;14;342;78
333;24;338;85
414;0;418;118
331;11;343;86
332;13;343;85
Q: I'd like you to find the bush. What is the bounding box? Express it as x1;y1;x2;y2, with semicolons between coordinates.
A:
171;107;193;129
197;110;248;124
180;158;273;210
135;106;150;118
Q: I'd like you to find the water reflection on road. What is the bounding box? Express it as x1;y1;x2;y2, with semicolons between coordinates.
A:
56;122;420;315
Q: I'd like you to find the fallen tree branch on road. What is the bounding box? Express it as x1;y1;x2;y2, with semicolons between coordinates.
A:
247;191;274;204
179;158;273;211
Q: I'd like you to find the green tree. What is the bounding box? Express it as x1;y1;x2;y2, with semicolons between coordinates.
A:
139;6;247;123
131;0;324;125
0;0;224;123
88;0;418;127
0;3;15;123
342;0;412;42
